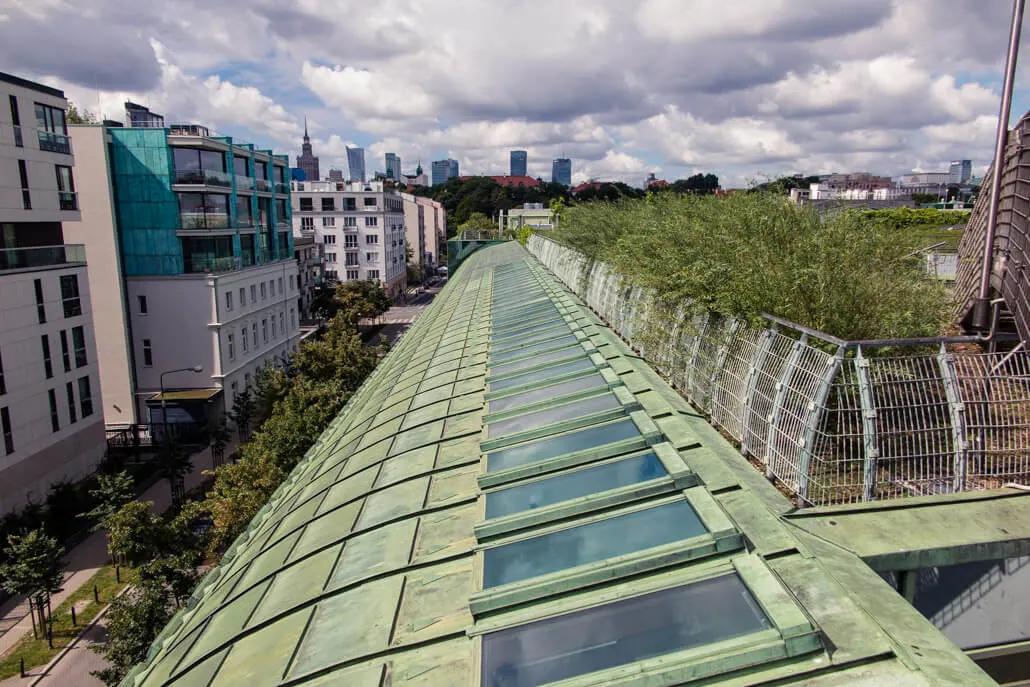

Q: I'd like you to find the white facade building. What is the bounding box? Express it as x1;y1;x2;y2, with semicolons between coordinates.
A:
291;180;407;297
401;193;444;281
0;72;105;511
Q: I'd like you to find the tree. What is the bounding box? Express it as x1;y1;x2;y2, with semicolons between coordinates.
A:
910;192;938;206
106;501;165;568
207;417;232;468
457;212;498;237
334;280;391;330
159;436;193;509
92;583;172;686
0;529;65;638
81;471;136;533
228;387;255;442
65;102;97;125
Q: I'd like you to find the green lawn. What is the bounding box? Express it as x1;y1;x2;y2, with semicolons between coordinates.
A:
910;226;965;251
0;564;131;679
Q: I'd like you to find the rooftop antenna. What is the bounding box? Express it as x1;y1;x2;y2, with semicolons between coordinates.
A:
973;0;1025;329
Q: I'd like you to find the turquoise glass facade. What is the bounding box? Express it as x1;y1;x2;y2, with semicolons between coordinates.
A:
107;128;294;276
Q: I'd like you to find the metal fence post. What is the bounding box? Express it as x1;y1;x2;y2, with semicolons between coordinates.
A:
797;346;845;503
685;313;711;405
763;335;808;481
856;348;880;502
937;344;969;493
707;318;742;415
741;328;776;456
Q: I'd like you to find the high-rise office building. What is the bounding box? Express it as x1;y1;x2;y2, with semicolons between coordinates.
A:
69;118;300;428
552;157;572;186
510;150;527;177
432;158;459;186
0;72;106;512
950;160;972;185
327;168;343;181
297;118;319;181
385;153;401;180
347;147;366;183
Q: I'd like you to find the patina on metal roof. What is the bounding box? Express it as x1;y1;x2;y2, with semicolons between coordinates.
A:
125;242;998;686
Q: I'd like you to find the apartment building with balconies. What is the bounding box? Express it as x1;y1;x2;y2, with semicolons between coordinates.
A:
293;235;325;320
0;72;105;511
66;115;300;429
291;180;407;297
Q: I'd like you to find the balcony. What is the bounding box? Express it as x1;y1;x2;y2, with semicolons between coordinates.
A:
179;212;231;231
255;179;271;192
274;182;290;194
0;244;85;274
58;192;78;211
37;130;72;155
277;221;291;230
183;255;239;274
236;175;254;192
174;168;232;188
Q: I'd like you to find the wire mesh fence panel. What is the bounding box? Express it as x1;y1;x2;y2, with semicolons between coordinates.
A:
527;235;1030;507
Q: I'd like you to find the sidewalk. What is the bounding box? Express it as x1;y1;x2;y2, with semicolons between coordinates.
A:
0;438;233;675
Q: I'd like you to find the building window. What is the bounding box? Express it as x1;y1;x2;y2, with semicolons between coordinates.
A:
346;269;359;280
72;326;87;367
41;333;52;379
322;216;335;227
244;372;251;389
271;316;277;338
344;235;358;248
0;348;4;395
326;253;336;263
78;376;93;417
260;282;266;300
343;217;357;227
321;197;335;211
365;252;379;262
60;330;70;372
56;165;76;210
290;309;296;330
142;338;153;367
227;333;235;360
301;217;314;229
33;279;45;324
250;285;256;302
364;197;376;207
0;407;12;455
277;277;283;294
299;197;313;211
138;294;148;315
231;381;238;399
242;326;249;352
365;234;379;244
324;234;336;244
365;216;377;227
18;160;30;209
262;319;268;343
60;275;81;317
368;269;380;280
279;312;284;333
225;291;233;311
252;323;258;349
8;95;21;147
269;280;275;297
48;389;59;433
239;287;246;306
61;382;77;425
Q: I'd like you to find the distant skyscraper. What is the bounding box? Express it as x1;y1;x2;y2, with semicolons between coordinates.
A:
552;157;572;186
347;147;366;182
432;158;459;186
949;159;972;185
297;117;320;181
328;168;343;181
385;153;401;180
510;150;527;177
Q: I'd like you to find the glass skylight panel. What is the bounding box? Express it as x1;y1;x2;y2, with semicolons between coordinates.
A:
490;347;584;379
484;500;705;588
491;316;566;340
486;451;667;519
487;393;621;439
481;575;772;687
490;334;579;364
493;303;558;324
492;328;577;356
492;322;570;347
486;418;641;473
488;373;606;414
487;357;595;393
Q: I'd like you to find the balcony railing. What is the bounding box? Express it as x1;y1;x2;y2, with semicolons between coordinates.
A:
179;213;231;230
235;175;254;192
58;192;78;211
277;221;291;230
0;244;85;273
274;182;290;194
37;130;72;155
183;255;239;274
173;168;232;188
255;179;271;192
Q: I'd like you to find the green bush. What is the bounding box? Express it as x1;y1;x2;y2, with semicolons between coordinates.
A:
552;193;952;341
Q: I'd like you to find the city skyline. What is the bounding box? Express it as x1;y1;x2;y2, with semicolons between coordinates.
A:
1;2;1023;187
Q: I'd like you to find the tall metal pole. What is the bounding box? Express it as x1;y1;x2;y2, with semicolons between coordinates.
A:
974;0;1026;330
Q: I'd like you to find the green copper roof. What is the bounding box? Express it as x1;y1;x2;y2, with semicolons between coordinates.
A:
126;242;997;686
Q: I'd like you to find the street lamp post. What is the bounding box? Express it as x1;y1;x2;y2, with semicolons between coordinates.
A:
158;366;203;507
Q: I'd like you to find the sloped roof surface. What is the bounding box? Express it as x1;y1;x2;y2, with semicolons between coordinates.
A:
127;242;993;686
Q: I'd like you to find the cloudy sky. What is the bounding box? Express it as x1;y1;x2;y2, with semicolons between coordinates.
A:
1;0;1026;186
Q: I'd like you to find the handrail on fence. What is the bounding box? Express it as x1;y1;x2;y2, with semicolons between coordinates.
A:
527;233;1030;507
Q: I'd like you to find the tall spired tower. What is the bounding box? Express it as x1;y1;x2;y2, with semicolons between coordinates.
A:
297;117;320;181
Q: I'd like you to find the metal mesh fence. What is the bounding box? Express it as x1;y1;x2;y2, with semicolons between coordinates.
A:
529;234;1030;506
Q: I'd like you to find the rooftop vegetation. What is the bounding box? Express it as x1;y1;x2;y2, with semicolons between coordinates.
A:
552;193;953;341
